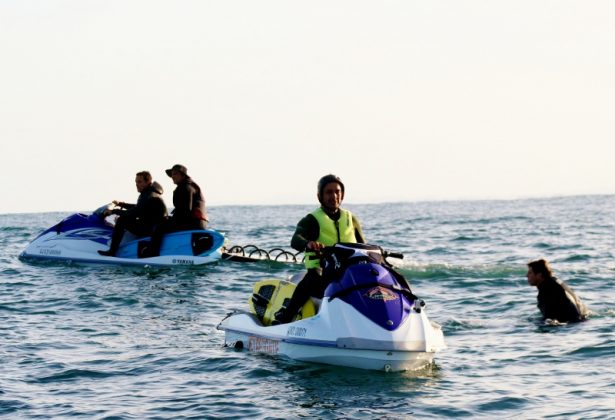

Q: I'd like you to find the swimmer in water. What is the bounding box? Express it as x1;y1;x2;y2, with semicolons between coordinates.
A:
527;259;588;323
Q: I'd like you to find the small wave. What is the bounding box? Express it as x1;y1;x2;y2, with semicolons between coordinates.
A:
244;366;282;379
441;318;487;332
559;254;592;262
532;242;551;249
440;215;534;226
406;216;435;223
452;236;485;242
0;398;31;415
1;268;24;276
0;280;35;287
34;368;119;384
397;262;525;280
568;343;615;358
0;226;29;233
425;247;453;255
474;396;530;412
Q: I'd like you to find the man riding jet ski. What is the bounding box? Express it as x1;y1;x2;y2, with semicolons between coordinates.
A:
218;174;444;371
274;174;366;324
97;170;167;257
217;243;446;372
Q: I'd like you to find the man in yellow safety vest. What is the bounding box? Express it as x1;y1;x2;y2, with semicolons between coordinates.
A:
274;174;365;324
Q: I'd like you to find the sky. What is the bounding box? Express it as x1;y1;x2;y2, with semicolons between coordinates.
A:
1;1;614;214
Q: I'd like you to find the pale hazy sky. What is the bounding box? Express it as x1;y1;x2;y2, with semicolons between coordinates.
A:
1;1;614;214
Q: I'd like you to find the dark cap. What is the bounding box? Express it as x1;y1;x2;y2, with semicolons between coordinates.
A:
165;164;188;177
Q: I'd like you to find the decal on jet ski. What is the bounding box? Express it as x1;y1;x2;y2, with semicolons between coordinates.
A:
172;258;194;265
248;336;279;354
39;248;61;256
287;326;307;338
61;229;111;245
364;286;398;302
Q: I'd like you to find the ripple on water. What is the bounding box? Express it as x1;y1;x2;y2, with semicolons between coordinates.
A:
34;368;120;384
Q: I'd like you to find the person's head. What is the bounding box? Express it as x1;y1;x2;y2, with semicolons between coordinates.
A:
317;174;345;212
135;171;152;193
527;259;553;287
165;164;188;185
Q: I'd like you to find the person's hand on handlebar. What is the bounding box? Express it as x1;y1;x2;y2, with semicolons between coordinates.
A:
306;241;325;251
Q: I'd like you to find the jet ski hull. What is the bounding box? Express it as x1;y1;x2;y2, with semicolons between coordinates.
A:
218;243;445;371
218;299;445;372
19;212;225;267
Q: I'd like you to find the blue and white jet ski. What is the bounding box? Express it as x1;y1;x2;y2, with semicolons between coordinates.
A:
19;204;225;267
217;243;445;372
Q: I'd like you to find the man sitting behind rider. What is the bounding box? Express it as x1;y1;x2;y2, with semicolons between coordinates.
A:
98;171;168;256
143;164;208;257
274;174;365;324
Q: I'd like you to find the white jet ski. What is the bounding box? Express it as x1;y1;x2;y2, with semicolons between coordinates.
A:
217;243;445;372
20;204;225;267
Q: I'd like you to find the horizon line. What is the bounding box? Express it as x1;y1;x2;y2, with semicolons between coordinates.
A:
2;192;613;215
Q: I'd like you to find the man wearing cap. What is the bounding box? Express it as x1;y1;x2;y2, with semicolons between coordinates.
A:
143;164;208;257
274;174;365;324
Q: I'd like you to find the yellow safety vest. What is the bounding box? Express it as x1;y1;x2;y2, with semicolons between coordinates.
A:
304;207;356;269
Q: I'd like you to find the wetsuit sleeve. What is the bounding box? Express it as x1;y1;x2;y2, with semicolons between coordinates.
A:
120;193;150;220
291;214;320;252
111;205;133;217
352;214;366;243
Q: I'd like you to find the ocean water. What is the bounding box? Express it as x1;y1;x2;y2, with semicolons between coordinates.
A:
1;196;614;419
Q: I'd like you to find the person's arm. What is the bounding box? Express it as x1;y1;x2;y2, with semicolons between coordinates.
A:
103;201;132;217
352;214;366;243
291;214;320;252
117;202;135;210
120;192;148;219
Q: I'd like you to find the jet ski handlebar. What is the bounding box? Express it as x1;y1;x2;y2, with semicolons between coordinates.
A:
315;243;404;261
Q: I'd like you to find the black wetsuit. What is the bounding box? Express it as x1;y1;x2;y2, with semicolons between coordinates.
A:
537;276;587;323
146;177;207;256
276;210;365;323
167;177;207;230
103;182;168;254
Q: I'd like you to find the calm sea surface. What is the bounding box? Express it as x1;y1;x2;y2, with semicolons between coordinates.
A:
1;196;614;419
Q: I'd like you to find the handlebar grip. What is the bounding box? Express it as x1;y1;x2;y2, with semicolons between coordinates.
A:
386;252;404;259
